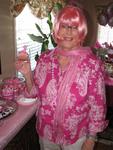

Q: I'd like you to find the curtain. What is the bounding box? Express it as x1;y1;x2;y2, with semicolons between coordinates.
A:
10;0;27;17
10;0;66;18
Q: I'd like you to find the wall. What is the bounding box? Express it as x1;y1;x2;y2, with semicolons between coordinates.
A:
95;0;113;5
0;0;16;79
82;0;97;46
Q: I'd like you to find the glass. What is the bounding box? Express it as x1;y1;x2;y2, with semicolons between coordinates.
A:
0;77;25;101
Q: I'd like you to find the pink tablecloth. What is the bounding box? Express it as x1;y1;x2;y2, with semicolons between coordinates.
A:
0;100;37;150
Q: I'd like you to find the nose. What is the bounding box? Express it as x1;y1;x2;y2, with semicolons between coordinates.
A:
66;26;73;33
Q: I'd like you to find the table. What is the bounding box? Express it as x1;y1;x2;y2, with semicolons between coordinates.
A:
0;100;37;150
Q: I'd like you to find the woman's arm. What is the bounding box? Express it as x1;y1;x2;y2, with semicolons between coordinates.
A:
87;59;108;134
82;59;108;150
82;138;95;150
15;51;38;97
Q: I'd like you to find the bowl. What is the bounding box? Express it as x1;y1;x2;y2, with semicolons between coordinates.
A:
0;77;25;100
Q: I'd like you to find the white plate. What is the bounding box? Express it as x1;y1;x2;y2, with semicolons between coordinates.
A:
17;98;37;105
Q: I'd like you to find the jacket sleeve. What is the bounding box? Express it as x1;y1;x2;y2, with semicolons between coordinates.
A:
24;83;39;98
24;51;49;98
87;58;108;136
24;55;43;99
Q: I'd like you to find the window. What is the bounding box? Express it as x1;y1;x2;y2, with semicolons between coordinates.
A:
97;24;113;46
15;4;52;71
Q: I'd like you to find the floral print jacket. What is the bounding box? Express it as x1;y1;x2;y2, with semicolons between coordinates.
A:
25;47;108;145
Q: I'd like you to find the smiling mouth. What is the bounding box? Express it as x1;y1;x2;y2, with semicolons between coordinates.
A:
63;37;73;41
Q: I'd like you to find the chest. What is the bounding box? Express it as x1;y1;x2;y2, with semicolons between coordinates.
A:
36;58;90;97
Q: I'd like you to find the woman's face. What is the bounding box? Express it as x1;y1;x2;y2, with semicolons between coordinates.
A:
57;23;80;51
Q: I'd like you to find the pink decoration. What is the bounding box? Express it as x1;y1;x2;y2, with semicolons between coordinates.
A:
1;77;25;101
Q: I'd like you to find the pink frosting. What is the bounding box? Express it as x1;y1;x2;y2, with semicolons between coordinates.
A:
1;77;25;100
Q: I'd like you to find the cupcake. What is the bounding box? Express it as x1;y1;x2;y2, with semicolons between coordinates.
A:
18;51;29;61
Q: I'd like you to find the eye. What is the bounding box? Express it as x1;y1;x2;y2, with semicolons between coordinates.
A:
72;26;78;30
60;24;78;30
61;24;68;29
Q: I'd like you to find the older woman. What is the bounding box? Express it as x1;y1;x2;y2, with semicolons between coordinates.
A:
16;5;108;150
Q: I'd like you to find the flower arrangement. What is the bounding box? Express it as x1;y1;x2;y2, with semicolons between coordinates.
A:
93;41;113;60
93;41;113;77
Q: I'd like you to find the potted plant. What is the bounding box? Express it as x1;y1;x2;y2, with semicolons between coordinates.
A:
28;3;63;60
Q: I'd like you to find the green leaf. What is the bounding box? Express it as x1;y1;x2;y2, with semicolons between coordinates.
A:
41;40;49;53
35;53;39;61
28;34;44;43
47;13;53;30
48;13;52;21
54;2;63;12
35;23;48;39
50;35;57;47
47;20;53;30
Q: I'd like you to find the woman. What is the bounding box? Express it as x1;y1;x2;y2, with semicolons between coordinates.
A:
16;5;108;150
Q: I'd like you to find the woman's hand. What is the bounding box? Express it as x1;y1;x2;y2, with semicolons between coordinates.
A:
15;52;34;91
15;50;31;76
81;139;95;150
15;60;31;76
15;60;34;91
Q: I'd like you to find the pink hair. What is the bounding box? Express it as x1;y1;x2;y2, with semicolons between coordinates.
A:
53;5;88;43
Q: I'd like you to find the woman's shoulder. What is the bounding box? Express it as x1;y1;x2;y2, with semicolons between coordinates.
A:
84;47;100;60
40;49;51;57
84;47;103;66
78;46;96;58
38;49;55;60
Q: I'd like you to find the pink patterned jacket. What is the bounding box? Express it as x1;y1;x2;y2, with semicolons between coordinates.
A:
25;47;108;145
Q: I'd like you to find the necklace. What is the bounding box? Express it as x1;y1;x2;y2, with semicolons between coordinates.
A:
51;57;55;80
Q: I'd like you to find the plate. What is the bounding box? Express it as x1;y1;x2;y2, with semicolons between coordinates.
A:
0;99;17;120
17;98;37;105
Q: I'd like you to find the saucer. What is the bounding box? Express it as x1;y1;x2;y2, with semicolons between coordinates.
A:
17;98;37;105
